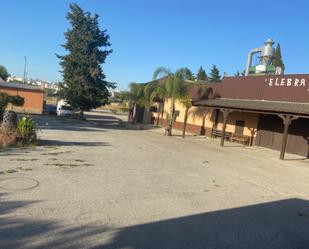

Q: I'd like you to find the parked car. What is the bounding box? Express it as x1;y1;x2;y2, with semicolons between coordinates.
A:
44;104;57;115
57;100;73;116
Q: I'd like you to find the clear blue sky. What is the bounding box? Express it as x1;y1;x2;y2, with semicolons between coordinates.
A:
0;0;308;90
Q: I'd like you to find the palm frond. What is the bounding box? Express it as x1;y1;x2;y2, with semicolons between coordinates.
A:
188;106;210;123
175;67;194;81
153;67;172;80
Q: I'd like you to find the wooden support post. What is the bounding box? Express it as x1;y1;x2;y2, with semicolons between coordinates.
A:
248;128;257;147
128;100;133;123
214;109;219;129
278;114;298;160
220;109;232;147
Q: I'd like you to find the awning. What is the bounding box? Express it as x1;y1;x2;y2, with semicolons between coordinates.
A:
193;98;309;117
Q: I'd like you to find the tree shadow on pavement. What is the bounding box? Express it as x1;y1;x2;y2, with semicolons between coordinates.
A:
0;192;111;249
87;116;161;132
1;196;309;249
37;139;111;147
92;198;309;249
33;115;107;133
32;113;162;132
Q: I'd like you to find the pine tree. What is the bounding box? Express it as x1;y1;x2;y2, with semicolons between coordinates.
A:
0;65;10;81
209;65;221;82
57;4;114;114
178;67;195;81
196;66;208;80
272;43;285;73
234;70;245;77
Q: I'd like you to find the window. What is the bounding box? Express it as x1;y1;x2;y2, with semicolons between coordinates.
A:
235;120;245;135
61;105;73;111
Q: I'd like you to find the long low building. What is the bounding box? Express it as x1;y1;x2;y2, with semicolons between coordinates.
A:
0;81;45;114
149;74;309;159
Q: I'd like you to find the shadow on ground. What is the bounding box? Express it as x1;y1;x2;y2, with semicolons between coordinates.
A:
34;115;107;133
0;147;33;157
0;193;107;249
1;195;309;249
86;113;161;132
37;139;111;147
33;113;160;132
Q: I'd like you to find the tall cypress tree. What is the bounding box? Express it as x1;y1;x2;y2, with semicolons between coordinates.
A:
57;4;114;113
209;65;221;82
234;70;245;77
234;70;240;77
272;43;285;73
0;65;10;81
196;66;208;80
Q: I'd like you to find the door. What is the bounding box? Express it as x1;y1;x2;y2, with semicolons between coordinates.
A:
234;120;245;135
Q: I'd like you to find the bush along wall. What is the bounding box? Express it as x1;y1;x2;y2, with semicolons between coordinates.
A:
0;113;38;147
0;93;36;147
16;115;38;145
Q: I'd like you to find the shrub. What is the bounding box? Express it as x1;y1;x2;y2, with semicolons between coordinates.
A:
119;107;129;113
0;93;24;121
110;108;118;114
16;115;38;145
9;95;24;107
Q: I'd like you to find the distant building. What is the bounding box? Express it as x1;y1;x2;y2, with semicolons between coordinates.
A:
109;88;120;98
0;82;44;114
7;76;23;82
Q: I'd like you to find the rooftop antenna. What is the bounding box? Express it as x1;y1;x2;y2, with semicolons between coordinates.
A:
23;56;27;84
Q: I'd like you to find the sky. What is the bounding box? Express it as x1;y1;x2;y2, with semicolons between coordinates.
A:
0;0;309;90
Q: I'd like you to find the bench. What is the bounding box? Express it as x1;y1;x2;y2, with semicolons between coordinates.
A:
211;128;232;140
231;133;250;146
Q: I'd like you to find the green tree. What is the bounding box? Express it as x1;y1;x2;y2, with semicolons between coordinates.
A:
234;70;245;77
45;88;57;97
196;66;208;80
179;82;207;138
0;65;10;81
189;106;210;135
180;67;195;81
272;43;285;73
0;92;24;120
127;83;147;123
118;91;131;103
57;3;114;115
209;65;221;82
179;95;192;138
152;67;192;136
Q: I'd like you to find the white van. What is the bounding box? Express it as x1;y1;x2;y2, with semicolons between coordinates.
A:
57;99;73;116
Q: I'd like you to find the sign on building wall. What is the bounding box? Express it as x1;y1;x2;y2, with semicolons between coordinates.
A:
265;77;306;88
217;75;309;103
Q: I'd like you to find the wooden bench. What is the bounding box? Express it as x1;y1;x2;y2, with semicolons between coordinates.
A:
211;128;232;140
231;133;250;146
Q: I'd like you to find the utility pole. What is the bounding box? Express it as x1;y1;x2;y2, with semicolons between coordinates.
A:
23;56;27;84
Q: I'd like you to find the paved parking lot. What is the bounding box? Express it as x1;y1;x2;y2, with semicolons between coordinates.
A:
1;112;309;249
